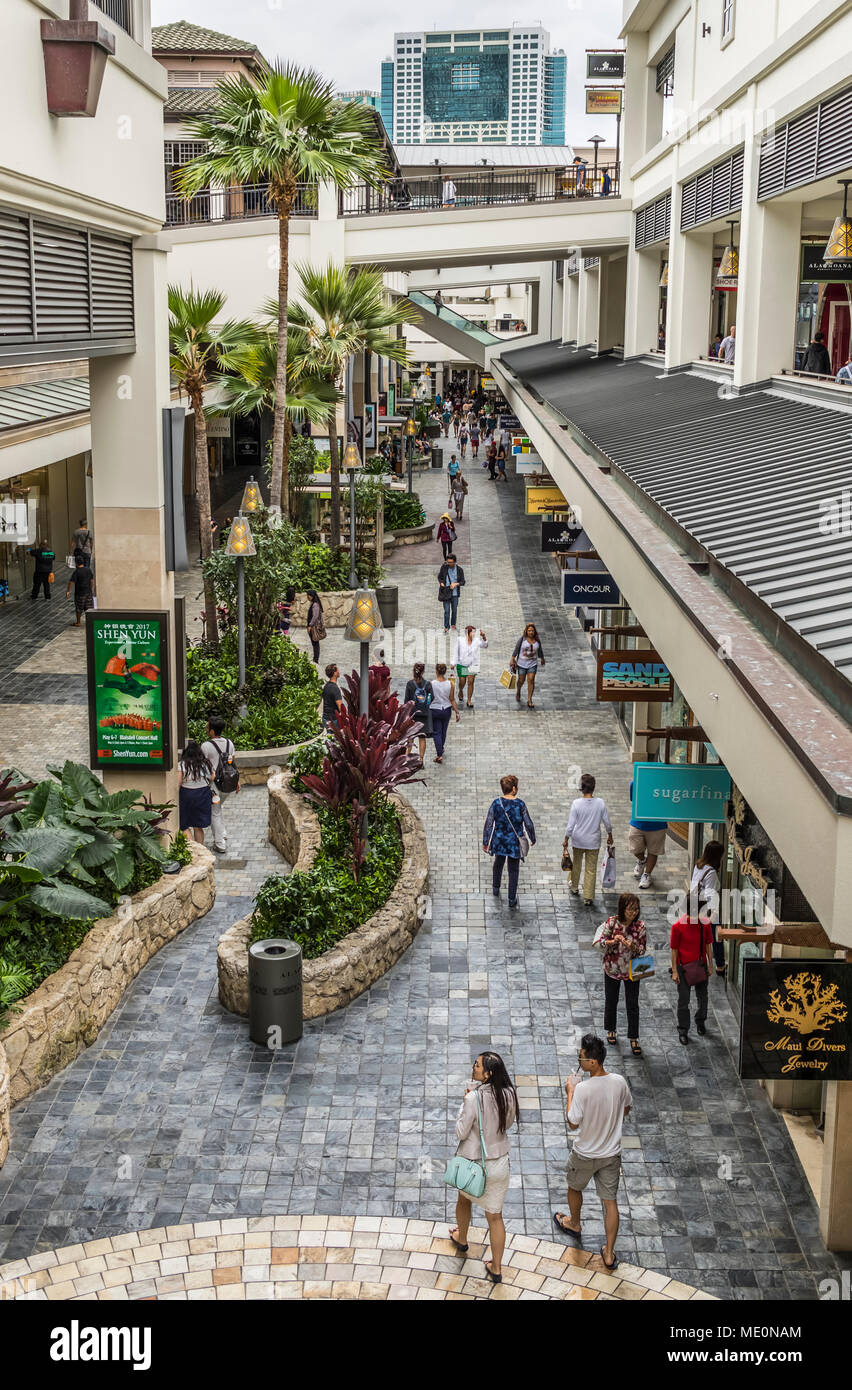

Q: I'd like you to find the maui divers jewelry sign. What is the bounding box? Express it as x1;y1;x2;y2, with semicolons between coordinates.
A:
739;961;852;1081
563;570;621;606
596;649;673;700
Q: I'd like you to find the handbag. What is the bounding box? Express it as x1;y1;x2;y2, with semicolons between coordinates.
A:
499;668;517;690
443;1089;488;1198
561;847;573;872
601;844;616;889
501;800;529;861
309;618;326;641
679;923;709;987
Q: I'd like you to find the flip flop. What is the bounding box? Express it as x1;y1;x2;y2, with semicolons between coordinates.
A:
448;1227;468;1253
484;1260;502;1284
553;1212;583;1241
600;1245;619;1271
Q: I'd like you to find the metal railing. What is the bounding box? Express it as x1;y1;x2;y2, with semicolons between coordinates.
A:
165;183;317;228
339;164;621;217
91;0;133;34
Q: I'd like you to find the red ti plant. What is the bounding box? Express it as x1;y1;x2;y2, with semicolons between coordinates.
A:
0;770;37;840
300;671;422;880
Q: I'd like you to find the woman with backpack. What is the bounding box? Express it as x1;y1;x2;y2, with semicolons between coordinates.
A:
437;513;456;559
177;740;214;844
482;773;536;909
306;590;325;664
404;661;433;767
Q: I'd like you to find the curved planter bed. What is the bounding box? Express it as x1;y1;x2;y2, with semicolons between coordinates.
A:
234;732;324;787
217;774;428;1021
0;843;215;1165
383;521;435;555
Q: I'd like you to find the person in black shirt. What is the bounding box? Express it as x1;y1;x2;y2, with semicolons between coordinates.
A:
29;539;55;600
322;663;344;729
66;556;94;625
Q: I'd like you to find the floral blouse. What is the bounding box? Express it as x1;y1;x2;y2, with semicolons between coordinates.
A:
596;916;647;981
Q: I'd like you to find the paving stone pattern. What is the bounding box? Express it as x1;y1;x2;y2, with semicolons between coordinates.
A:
0;448;848;1300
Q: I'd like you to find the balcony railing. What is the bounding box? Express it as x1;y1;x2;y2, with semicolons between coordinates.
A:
91;0;133;34
165;183;318;228
339;164;621;217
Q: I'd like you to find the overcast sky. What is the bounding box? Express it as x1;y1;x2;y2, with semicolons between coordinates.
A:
150;0;624;144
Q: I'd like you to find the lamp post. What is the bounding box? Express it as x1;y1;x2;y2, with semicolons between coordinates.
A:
225;512;256;689
240;475;261;514
587;135;604;194
343;441;361;590
344;587;382;848
404;414;417;495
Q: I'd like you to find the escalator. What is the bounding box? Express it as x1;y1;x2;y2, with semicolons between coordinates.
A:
396;290;503;368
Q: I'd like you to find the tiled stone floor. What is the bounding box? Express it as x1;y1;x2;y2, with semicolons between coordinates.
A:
1;445;848;1301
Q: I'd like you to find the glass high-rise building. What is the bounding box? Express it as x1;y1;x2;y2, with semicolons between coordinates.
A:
381;27;567;145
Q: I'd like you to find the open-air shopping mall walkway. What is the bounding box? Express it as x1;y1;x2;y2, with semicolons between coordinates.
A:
1;446;848;1301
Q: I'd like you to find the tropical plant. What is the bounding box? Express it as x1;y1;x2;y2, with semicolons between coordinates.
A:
0;770;36;835
382;489;424;531
175;66;389;515
284;262;413;548
185;630;322;750
167;284;255;651
0;956;33;1030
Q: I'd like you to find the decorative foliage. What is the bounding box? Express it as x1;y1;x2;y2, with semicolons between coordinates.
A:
186;630;322;749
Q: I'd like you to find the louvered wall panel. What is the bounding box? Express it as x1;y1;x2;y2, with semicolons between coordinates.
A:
784;108;819;187
90;235;134;336
0;210;34;339
815;87;852;178
759;83;852;198
635;193;670;247
33;221;89;339
730;149;744;207
758;128;786;198
694;169;712;222
680;150;744;230
710;160;731;217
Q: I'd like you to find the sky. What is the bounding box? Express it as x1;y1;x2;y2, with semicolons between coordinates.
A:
150;0;625;144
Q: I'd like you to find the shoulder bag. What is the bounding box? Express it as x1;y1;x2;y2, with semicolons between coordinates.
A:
502;800;530;861
443;1090;488;1198
679;922;709;987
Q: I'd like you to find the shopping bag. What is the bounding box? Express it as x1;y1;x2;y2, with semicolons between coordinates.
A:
628;954;656;981
65;555;75;570
601;845;616;889
499;668;517;690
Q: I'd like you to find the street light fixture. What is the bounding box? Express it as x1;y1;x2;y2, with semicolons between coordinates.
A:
404;414;417;495
343;441;361;590
825;180;852;262
240;475;261;513
225;512;256;689
587;134;604;192
344;586;382;846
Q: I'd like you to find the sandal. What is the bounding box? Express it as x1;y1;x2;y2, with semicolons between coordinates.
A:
600;1245;619;1272
484;1260;502;1284
527;700;535;709
607;1031;617;1046
553;1212;582;1241
449;1227;469;1254
630;1039;643;1056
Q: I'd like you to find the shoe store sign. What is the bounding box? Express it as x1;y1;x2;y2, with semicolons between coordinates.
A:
86;611;172;770
596;650;674;701
631;761;730;818
739;962;852;1080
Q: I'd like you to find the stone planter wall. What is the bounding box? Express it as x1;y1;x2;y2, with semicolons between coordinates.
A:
234;734;324;787
217;779;428;1020
384;522;435;556
289;591;355;629
0;1044;8;1168
0;845;216;1134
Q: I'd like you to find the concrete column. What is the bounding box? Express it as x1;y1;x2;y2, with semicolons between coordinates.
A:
734;136;802;388
598;255;627;353
665;207;715;370
577;264;599;349
820;1081;852;1251
562;271;579;345
89;238;178;812
625;246;663;357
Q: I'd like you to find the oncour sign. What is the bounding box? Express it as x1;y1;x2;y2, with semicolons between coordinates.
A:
563;570;621;606
631;761;731;822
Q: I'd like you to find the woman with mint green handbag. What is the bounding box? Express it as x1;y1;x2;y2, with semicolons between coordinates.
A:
446;1052;518;1283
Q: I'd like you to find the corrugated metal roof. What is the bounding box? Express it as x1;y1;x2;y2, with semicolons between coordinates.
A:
152;22;259;54
394;144;576;168
501;344;852;679
0;378;89;431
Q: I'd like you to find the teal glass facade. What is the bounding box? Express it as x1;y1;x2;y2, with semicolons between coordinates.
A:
422;45;509;128
380;60;394;136
543;53;566;145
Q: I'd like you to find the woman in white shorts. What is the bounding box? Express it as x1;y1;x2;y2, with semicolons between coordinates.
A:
448;1051;518;1284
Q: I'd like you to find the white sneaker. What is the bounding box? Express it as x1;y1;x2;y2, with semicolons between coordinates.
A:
633;858;645;879
639;873;652;889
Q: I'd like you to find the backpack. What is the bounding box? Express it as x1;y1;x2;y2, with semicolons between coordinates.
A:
413;681;432;712
212;738;240;794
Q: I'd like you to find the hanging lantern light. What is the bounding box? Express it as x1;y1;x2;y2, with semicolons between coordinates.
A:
225;513;256;558
716;220;739;291
825;180;852;262
240;475;261;512
344;588;382;643
659;260;669;288
343;442;361;471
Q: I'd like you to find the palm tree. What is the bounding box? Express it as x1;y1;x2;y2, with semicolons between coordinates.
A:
214;330;339;521
167;285;255;652
173;66;389;516
283;263;413;547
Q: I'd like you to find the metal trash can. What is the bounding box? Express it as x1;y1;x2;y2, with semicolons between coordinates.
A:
431;447;443;469
248;938;303;1047
376;585;398;629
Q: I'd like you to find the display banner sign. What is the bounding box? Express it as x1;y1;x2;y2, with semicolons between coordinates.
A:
801;243;852;283
525;485;568;514
387;382;396;417
543;520;581;552
512;435;534;454
204;416;231;439
586;51;625;80
586;87;623;116
516;457;545;475
86;611;172;770
739;961;852;1081
364;403;377;449
0;500;29;543
564;570;620;606
631;761;730;820
596;650;673;702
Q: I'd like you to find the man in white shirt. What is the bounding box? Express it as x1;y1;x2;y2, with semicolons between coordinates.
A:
553;1033;632;1272
719;323;736;364
201;714;237;855
442;178;456;208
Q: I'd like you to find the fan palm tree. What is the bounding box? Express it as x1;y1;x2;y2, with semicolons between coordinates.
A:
282;263;413;547
173;65;389;517
214;330;339;521
167;285;255;651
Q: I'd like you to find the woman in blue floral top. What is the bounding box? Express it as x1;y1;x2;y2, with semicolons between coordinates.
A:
596;892;647;1056
482;774;536;910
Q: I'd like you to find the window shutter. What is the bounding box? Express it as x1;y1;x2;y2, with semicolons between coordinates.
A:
90;234;134;337
0;210;34;340
33;220;90;339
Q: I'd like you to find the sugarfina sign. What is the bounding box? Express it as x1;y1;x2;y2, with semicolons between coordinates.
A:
631;761;731;821
739;963;852;1081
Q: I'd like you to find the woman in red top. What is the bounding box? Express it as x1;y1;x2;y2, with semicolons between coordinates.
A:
670;912;715;1045
596;892;647;1056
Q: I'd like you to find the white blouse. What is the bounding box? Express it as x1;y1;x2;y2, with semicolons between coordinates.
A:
453;633;488;671
430;679;453;711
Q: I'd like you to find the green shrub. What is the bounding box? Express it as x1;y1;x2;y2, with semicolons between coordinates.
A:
383;489;425;531
186;630;322;752
251;795;402;959
287;736;327;790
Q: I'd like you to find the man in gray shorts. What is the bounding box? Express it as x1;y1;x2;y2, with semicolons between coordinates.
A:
553;1032;632;1272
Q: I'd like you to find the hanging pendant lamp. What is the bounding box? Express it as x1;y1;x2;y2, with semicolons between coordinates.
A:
825;180;852;262
716;220;739;291
659;260;669;288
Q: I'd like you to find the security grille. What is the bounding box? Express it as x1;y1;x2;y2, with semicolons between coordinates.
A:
680;149;744;230
655;45;675;94
758;82;852;199
634;192;671;248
